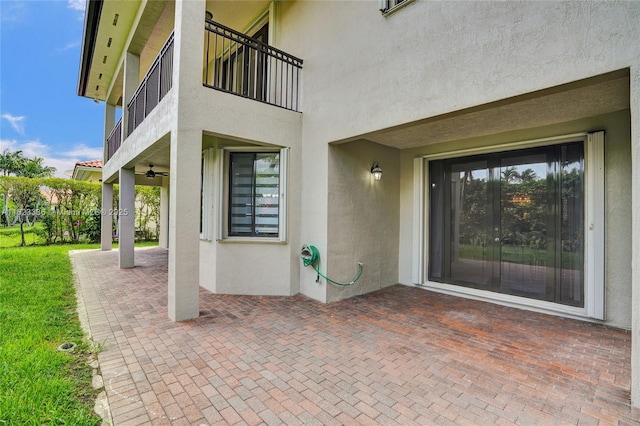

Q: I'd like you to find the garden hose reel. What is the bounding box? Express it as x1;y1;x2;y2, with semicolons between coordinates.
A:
300;244;363;287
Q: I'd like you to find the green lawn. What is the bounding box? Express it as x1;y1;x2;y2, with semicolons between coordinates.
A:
0;238;159;424
0;223;46;247
0;224;160;248
458;243;582;267
0;245;102;424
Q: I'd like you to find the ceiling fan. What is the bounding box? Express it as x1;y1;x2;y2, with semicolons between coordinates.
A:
140;164;168;179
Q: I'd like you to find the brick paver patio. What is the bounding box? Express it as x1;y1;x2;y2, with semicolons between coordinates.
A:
71;247;639;425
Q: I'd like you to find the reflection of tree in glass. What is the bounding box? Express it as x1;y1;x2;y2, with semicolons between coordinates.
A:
458;172;488;247
560;167;583;254
519;168;538;182
501;166;519;183
501;175;547;250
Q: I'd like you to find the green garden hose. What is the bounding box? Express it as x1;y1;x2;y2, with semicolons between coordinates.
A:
300;244;364;286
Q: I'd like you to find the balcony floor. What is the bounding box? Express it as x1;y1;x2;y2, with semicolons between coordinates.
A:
71;247;638;425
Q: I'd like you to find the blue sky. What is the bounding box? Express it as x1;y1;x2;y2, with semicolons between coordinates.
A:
1;0;103;177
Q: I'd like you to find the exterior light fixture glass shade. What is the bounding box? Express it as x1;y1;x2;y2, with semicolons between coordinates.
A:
205;11;213;20
371;162;383;181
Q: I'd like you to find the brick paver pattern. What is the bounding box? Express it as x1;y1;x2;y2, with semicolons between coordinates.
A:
71;248;638;425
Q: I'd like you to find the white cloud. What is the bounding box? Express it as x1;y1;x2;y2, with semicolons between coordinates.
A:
58;41;81;52
0;2;27;24
67;0;85;12
0;139;46;159
2;113;26;135
1;139;102;179
64;144;103;159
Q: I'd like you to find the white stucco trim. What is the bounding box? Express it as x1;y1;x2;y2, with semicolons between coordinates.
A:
585;131;606;320
215;148;224;241
279;147;289;243
414;131;606;320
200;148;215;241
412;157;424;284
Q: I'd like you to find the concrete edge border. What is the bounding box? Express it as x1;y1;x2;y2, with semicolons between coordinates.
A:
70;250;114;426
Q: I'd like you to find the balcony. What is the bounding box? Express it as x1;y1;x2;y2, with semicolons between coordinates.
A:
106;20;303;162
126;32;175;137
106;118;122;161
203;20;303;112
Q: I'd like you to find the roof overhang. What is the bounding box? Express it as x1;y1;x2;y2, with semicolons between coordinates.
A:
77;0;141;101
72;166;103;182
77;0;103;98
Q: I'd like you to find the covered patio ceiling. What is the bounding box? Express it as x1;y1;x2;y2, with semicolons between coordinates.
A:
336;69;630;149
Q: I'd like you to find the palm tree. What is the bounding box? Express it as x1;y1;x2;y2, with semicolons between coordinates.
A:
501;166;519;184
519;168;538;182
22;156;56;178
0;149;26;225
0;149;26;176
0;150;55;225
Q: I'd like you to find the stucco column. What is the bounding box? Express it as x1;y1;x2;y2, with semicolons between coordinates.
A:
101;182;113;251
631;64;640;412
159;179;169;249
118;167;135;268
167;130;200;321
122;52;140;138
165;0;205;321
103;103;115;161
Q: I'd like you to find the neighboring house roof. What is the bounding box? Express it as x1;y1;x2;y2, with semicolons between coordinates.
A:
72;160;103;182
76;160;103;169
40;187;59;205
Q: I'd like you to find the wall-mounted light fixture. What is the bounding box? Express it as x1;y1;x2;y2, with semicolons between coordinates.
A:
205;10;213;20
371;162;383;181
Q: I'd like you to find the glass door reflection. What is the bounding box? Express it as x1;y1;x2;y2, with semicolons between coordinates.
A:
498;151;551;300
428;143;585;307
448;160;494;289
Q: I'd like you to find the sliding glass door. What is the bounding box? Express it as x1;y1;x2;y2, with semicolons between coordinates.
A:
429;142;584;307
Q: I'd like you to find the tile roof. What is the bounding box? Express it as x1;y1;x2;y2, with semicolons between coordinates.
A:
75;160;103;168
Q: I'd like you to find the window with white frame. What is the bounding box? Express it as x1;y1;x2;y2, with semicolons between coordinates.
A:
210;147;288;241
200;148;215;241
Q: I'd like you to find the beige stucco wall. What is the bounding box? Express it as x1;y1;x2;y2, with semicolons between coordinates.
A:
194;90;303;297
324;140;400;302
630;61;640;415
278;1;639;142
274;0;640;307
398;110;632;328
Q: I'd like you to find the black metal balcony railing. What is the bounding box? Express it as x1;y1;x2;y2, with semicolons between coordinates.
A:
203;20;303;112
106;117;123;160
127;32;174;137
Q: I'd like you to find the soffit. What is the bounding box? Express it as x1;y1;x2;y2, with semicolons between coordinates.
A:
84;0;141;101
341;70;630;149
206;0;271;33
101;1;169;106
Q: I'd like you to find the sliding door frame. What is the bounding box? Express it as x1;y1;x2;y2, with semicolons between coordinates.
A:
412;131;605;320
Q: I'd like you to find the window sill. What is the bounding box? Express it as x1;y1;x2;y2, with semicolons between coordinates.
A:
217;237;287;244
415;281;597;322
381;0;415;17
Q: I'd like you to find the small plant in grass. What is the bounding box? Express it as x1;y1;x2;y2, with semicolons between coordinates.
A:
37;208;57;244
90;337;107;355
